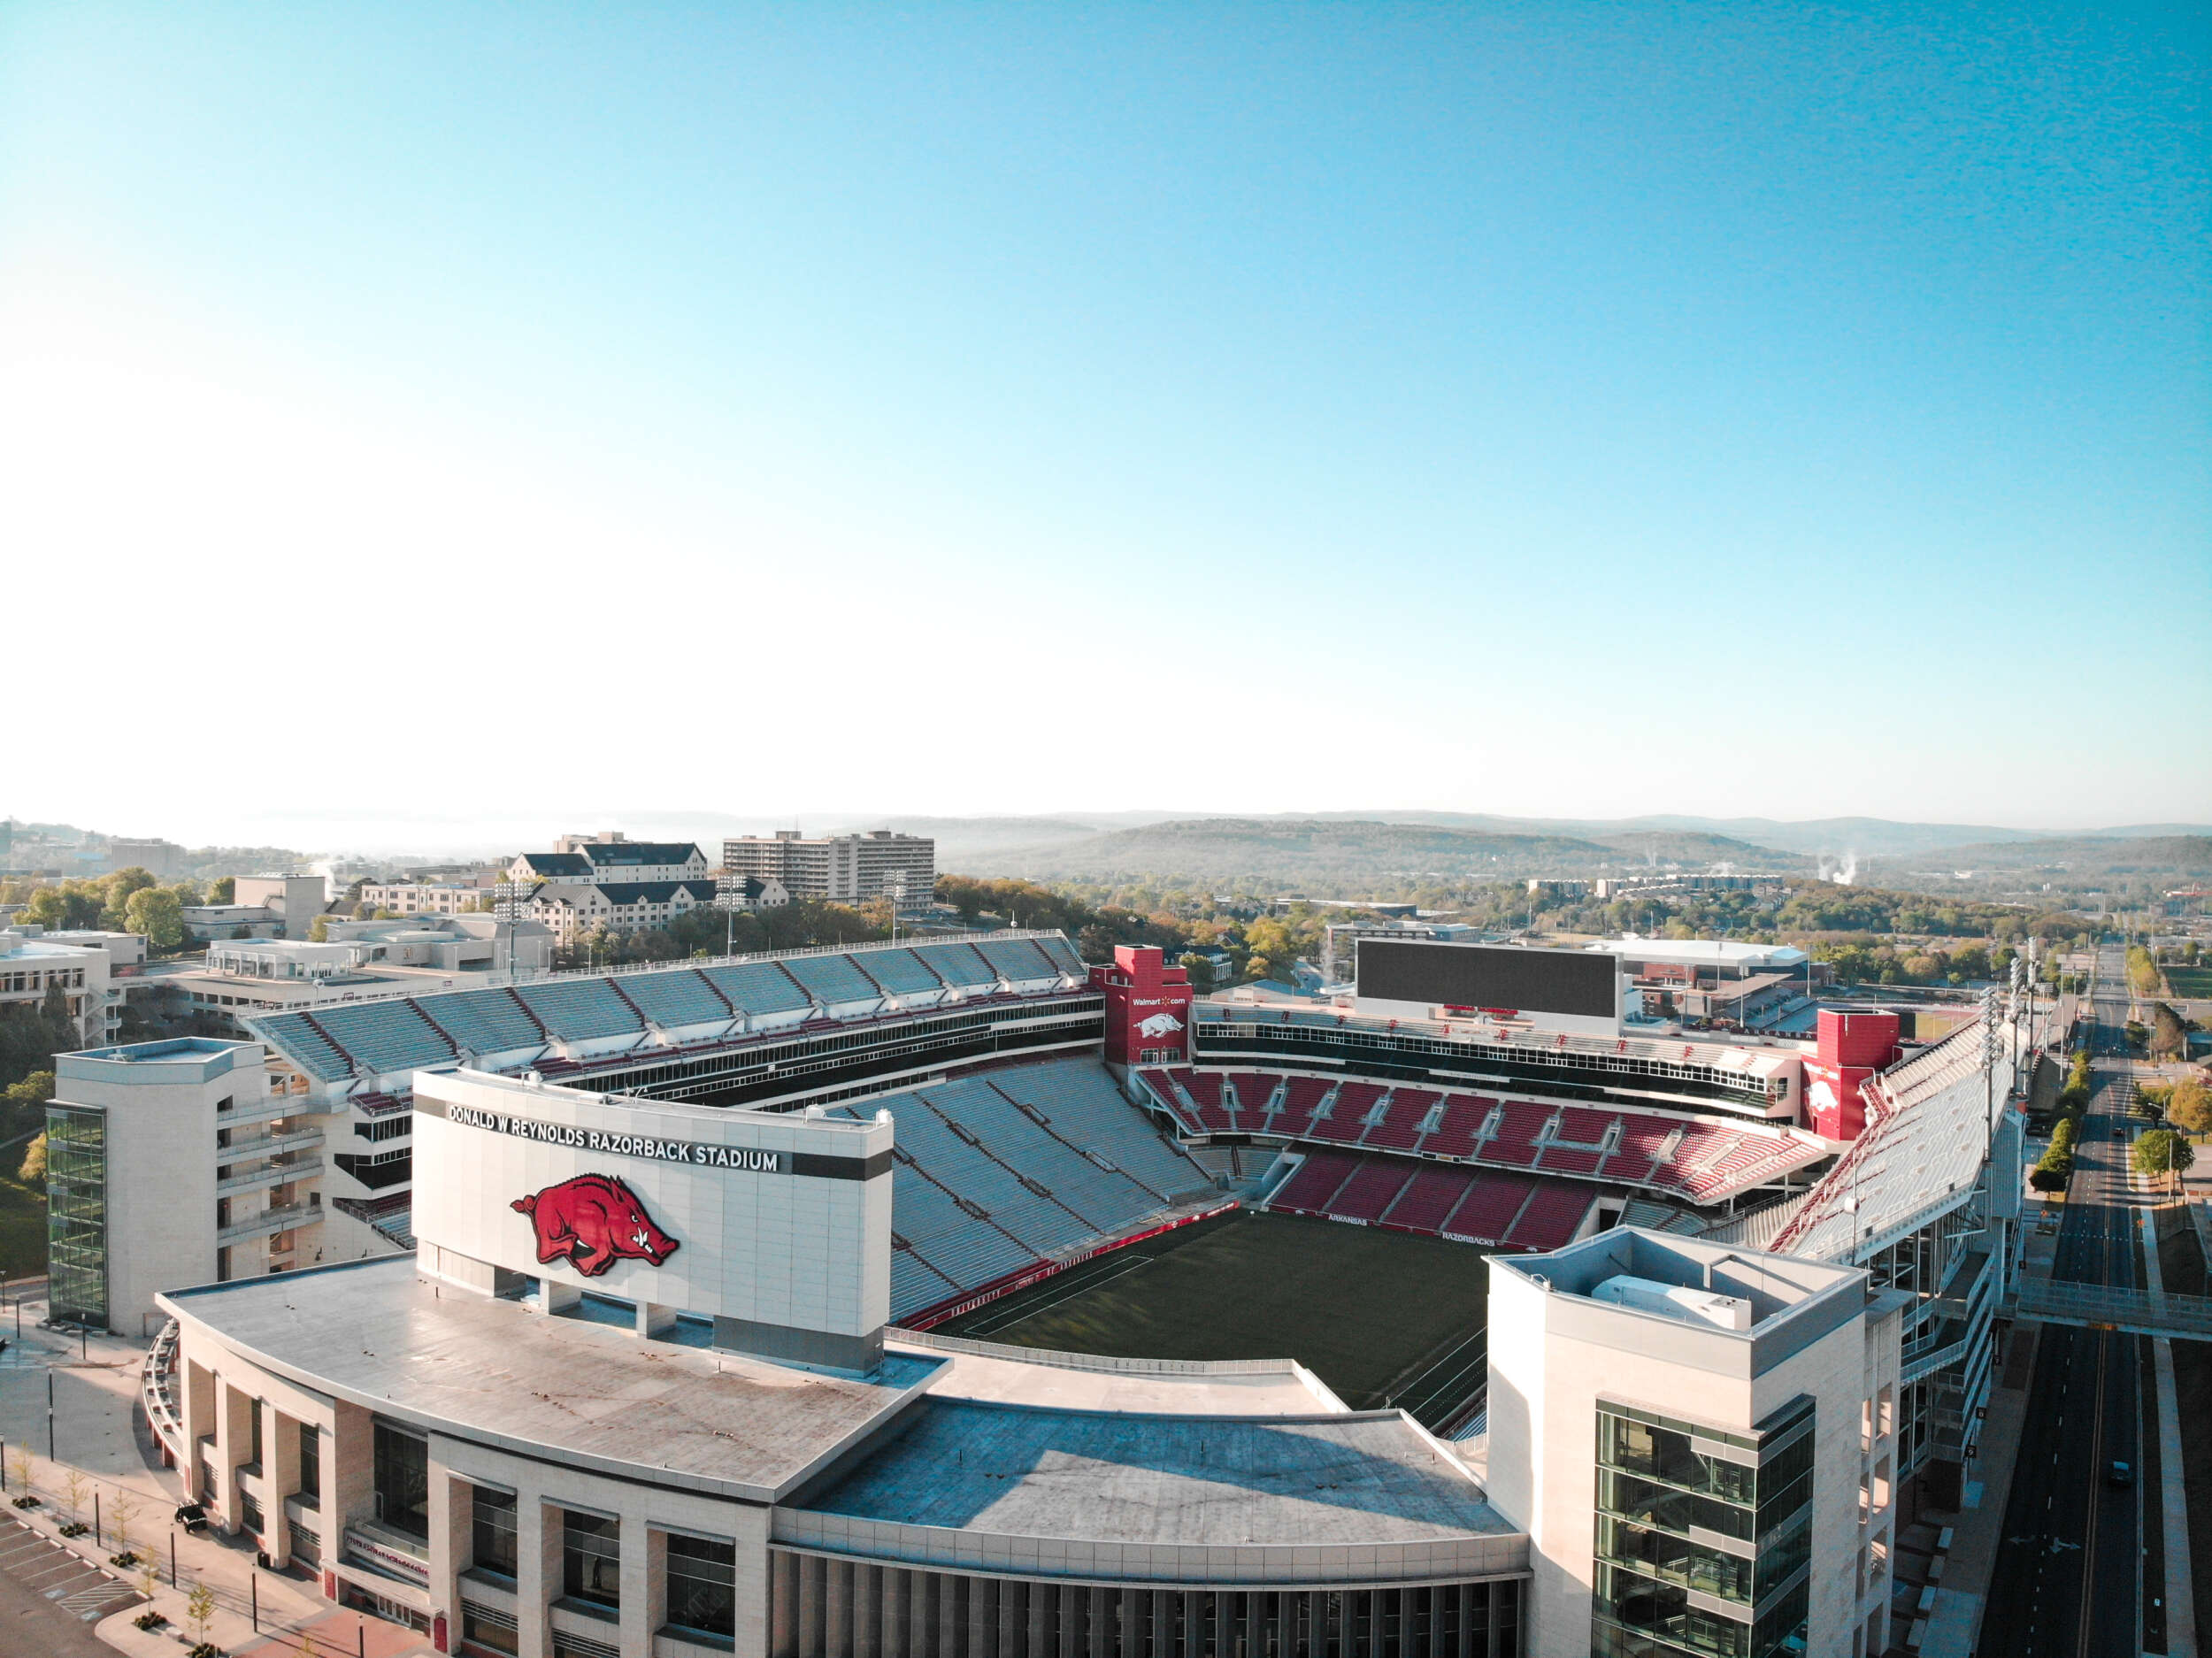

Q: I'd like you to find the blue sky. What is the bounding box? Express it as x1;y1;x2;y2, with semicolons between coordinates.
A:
3;4;2205;846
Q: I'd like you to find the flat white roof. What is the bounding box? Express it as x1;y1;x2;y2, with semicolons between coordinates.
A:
1591;935;1809;969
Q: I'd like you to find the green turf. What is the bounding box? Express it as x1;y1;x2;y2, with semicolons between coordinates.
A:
2162;967;2212;999
934;1209;1492;1431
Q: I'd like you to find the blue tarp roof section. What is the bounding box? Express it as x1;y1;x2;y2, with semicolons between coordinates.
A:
782;953;882;1007
310;1002;452;1077
619;968;732;1028
912;941;995;988
252;1012;352;1080
856;948;943;995
702;961;811;1017
977;937;1056;981
417;987;546;1057
515;979;643;1044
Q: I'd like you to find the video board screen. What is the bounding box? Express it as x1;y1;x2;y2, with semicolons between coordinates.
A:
1356;940;1617;1019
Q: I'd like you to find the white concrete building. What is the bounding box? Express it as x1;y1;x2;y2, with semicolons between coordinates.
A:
721;830;936;908
0;929;115;1044
45;1038;365;1337
1487;1230;1903;1658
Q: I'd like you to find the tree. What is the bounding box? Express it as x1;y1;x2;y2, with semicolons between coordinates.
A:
208;877;235;903
2169;1076;2212;1137
2132;1128;2195;1189
17;1133;45;1185
121;886;185;949
185;1581;216;1647
2149;1002;2189;1059
63;1470;86;1524
308;915;332;943
2;1070;53;1140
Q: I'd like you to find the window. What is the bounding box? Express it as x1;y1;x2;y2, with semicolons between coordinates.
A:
45;1106;109;1329
563;1511;620;1608
372;1423;429;1540
663;1531;736;1639
460;1602;519;1657
247;1402;264;1470
472;1488;518;1581
1593;1400;1814;1658
297;1424;320;1502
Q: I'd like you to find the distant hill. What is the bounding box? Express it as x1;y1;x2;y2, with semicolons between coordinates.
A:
963;818;1802;888
1877;835;2212;875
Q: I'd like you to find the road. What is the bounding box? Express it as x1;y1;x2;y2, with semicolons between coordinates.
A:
1978;943;2162;1658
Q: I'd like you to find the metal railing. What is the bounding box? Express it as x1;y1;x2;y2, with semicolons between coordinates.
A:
217;1156;325;1195
2011;1278;2212;1340
216;1202;317;1244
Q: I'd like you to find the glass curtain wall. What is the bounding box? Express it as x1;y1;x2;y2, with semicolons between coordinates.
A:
1591;1397;1815;1658
45;1105;108;1328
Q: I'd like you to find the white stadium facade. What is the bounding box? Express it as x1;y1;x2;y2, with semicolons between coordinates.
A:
70;930;2029;1657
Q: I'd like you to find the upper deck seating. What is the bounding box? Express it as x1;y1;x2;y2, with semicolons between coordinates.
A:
911;942;997;989
703;962;812;1017
253;1012;354;1081
1363;1088;1437;1151
977;937;1059;983
1479;1101;1551;1167
856;949;946;996
781;953;884;1009
515;979;643;1045
619;968;732;1029
1269;1076;1331;1137
308;1002;453;1078
1225;1072;1279;1131
1417;1094;1490;1158
416;987;545;1058
1314;1081;1385;1144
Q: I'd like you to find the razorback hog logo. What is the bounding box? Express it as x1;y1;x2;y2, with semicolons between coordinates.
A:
1135;1011;1184;1039
511;1174;679;1277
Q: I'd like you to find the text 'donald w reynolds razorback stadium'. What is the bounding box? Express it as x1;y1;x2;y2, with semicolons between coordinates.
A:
111;930;2029;1656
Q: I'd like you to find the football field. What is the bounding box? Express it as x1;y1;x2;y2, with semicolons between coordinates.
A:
933;1209;1492;1432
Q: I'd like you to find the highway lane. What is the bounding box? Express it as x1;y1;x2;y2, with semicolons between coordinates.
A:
1979;945;2151;1658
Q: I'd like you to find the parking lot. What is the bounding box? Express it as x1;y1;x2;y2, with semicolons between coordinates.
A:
0;1514;145;1654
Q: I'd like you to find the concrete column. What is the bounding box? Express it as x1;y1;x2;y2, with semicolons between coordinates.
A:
637;1301;680;1339
265;1405;301;1566
426;1461;469;1639
517;1496;559;1658
214;1378;255;1533
824;1556;849;1656
329;1401;375;1540
180;1360;218;1503
618;1514;653;1657
539;1278;581;1316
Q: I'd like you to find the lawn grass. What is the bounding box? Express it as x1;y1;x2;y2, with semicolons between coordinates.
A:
934;1208;1492;1432
0;1174;45;1278
2162;967;2212;1000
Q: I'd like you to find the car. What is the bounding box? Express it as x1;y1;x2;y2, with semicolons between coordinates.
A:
2108;1460;2134;1488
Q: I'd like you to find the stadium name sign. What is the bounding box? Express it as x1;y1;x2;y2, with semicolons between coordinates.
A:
446;1105;787;1173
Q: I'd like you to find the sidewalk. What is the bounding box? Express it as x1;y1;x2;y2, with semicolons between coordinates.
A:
2139;1196;2199;1658
0;1293;434;1658
1916;1206;2056;1658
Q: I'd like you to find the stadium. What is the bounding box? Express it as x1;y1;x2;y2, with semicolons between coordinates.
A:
136;930;2024;1656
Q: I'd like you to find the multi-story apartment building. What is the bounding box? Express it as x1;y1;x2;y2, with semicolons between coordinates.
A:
720;829;935;907
357;879;497;917
509;834;710;886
